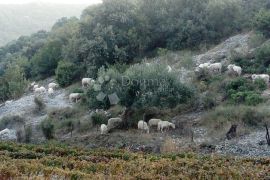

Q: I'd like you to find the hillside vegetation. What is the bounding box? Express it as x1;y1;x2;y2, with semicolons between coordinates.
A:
0;142;269;179
0;3;88;47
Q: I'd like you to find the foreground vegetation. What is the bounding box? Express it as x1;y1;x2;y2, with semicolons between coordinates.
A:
0;142;269;179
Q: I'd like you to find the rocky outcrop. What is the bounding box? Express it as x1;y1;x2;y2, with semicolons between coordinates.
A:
0;128;17;141
193;33;251;66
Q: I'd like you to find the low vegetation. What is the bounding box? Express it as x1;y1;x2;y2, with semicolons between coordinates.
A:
0;142;269;179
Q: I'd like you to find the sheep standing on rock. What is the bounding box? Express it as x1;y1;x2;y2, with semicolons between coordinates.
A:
100;124;108;134
82;78;95;87
33;85;39;91
227;64;242;76
34;86;46;94
48;83;58;90
138;120;149;133
252;74;270;85
48;88;54;97
107;117;122;130
69;93;82;103
157;121;175;133
148;119;162;129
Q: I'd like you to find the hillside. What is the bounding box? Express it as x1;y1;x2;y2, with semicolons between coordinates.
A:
0;0;270;178
0;3;89;47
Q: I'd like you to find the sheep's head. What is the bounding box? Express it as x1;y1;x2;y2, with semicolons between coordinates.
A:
251;74;257;79
170;123;175;129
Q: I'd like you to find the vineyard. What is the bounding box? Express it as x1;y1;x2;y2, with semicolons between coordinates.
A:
0;142;269;179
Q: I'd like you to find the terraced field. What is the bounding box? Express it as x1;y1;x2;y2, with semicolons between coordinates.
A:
0;142;269;179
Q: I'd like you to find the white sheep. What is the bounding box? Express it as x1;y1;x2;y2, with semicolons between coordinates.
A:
30;82;36;87
107;117;122;129
5;100;13;105
48;88;54;97
157;121;175;133
33;85;39;90
100;124;108;134
148;119;162;128
69;93;82;103
167;65;172;72
34;86;46;94
48;82;58;90
82;78;95;87
138;120;149;133
252;74;270;85
195;63;210;72
227;64;242;76
208;63;222;73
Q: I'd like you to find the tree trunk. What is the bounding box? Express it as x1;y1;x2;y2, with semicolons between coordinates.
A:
265;124;270;146
226;124;237;140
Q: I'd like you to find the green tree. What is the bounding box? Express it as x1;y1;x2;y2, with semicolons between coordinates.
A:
253;9;270;38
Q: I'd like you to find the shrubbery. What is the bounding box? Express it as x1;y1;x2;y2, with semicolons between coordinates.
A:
41;118;55;140
225;77;265;106
0;64;28;102
55;60;81;87
253;9;270;38
85;64;195;110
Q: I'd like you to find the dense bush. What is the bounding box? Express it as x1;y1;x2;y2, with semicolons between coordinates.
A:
41;118;55;140
85;64;195;110
253;9;270;38
34;96;46;112
233;41;270;74
91;112;108;126
0;64;28;102
55;60;81;87
30;40;62;79
0;116;25;131
225;77;265;106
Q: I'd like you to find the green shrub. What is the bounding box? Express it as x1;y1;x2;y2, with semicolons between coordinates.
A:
91;112;107;126
86;64;195;110
41;118;55;140
225;77;265;106
1;64;28;101
56;60;81;87
24;126;32;143
255;42;270;67
0;116;25;131
253;9;270;38
34;96;46;112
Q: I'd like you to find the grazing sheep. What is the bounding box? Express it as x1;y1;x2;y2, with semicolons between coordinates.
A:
148;119;162;128
157;121;175;133
195;63;210;72
107;117;122;130
33;85;39;90
208;63;222;73
69;93;82;103
48;82;58;90
138;120;149;133
82;78;95;87
5;100;13;105
100;124;108;134
34;86;46;94
48;88;54;97
227;64;242;76
167;65;172;72
252;74;270;85
30;82;36;87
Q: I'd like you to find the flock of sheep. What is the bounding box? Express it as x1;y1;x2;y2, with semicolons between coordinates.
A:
196;62;270;84
100;118;176;135
31;82;59;96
